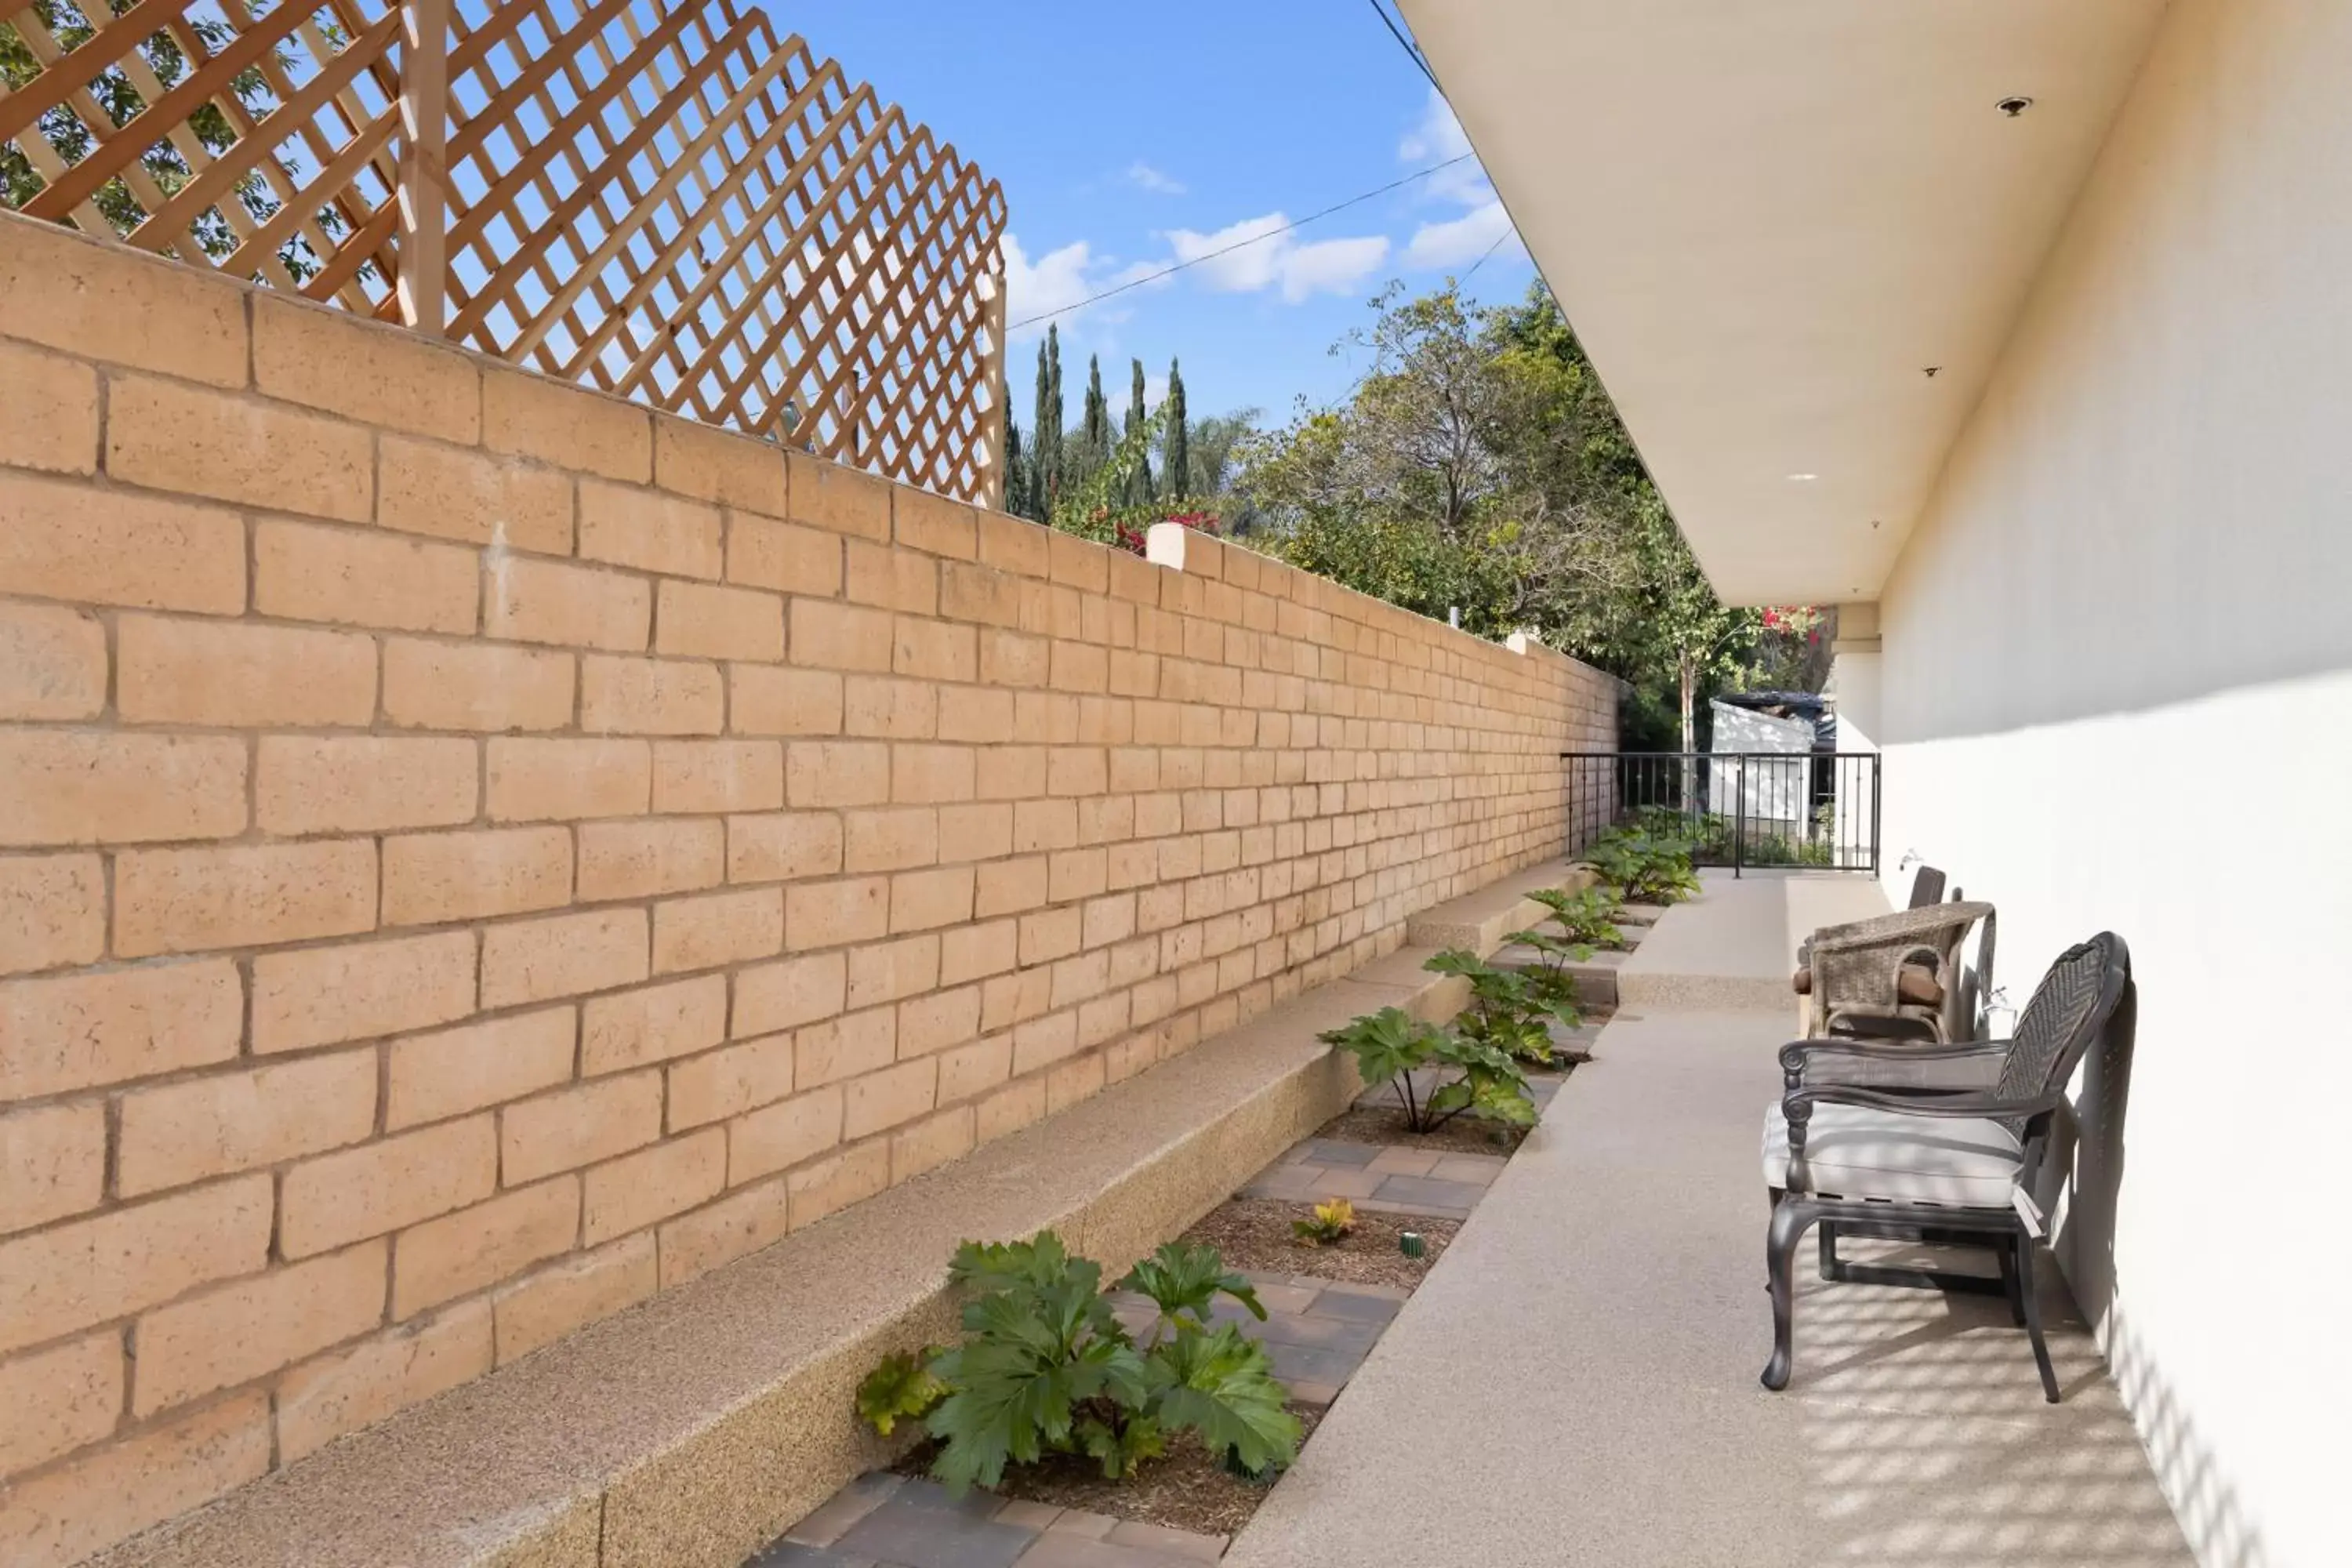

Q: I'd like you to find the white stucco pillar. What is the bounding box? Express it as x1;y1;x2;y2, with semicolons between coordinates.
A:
1826;602;1885;889
1826;601;1882;749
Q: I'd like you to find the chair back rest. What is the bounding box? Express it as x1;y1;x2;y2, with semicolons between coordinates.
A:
1906;866;1947;908
1994;933;2132;1110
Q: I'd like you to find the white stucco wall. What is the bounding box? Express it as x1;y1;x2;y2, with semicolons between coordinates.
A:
1875;2;2352;1561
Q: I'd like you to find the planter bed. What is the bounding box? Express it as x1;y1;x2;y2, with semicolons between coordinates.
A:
881;1409;1328;1544
751;867;1650;1567
1178;1200;1459;1290
754;1091;1541;1566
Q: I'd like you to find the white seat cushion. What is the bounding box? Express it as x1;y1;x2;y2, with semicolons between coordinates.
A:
1762;1102;2024;1207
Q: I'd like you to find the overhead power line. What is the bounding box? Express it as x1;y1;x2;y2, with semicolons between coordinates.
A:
1366;0;1439;88
1459;227;1512;285
1006;153;1475;331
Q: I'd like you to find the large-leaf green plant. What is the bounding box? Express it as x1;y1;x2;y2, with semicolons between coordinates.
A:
1525;885;1624;949
1318;1006;1537;1134
855;1233;1300;1493
1425;949;1574;1065
1582;827;1699;905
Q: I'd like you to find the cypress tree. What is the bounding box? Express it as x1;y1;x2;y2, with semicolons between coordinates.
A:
1127;358;1152;503
1004;419;1028;520
1081;354;1109;476
1163;358;1189;503
1032;327;1063;521
1030;339;1050;518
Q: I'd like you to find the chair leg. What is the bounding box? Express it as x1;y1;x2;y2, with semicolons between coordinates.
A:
1997;1238;2025;1327
1762;1199;1809;1392
2013;1236;2060;1404
1817;1219;1840;1281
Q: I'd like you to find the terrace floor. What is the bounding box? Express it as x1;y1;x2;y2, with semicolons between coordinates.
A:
1222;876;2195;1568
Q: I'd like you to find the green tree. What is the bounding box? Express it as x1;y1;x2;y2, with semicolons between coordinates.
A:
1628;501;1762;757
1124;358;1153;503
1240;283;1624;635
1071;354;1111;489
2;2;354;281
1163;360;1191;501
1030;329;1063;522
1004;419;1029;521
1238;279;1779;745
1185;411;1257;501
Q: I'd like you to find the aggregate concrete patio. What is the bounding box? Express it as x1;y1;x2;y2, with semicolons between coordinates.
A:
1223;880;2195;1568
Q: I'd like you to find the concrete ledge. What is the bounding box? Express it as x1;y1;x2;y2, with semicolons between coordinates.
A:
96;866;1575;1568
1404;864;1596;953
1491;942;1628;1007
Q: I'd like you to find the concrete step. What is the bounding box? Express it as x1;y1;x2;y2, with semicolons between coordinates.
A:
1614;869;1886;1015
1405;865;1602;954
1491;943;1627;1007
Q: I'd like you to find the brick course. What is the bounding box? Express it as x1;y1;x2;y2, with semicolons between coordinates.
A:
0;213;1616;1559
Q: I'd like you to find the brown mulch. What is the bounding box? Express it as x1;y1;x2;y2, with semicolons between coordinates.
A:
893;1406;1325;1538
1178;1197;1461;1290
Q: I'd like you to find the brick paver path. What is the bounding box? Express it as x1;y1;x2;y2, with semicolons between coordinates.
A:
1243;1138;1508;1220
758;1473;1228;1567
1108;1271;1406;1406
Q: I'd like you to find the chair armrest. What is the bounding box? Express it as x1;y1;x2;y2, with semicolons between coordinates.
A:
1778;1038;2011;1074
1807;1044;2002;1091
1782;1082;2065;1125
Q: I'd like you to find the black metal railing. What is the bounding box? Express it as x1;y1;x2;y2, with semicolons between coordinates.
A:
1561;751;1882;876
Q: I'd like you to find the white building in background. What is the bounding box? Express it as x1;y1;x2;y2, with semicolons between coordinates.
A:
1403;2;2351;1562
1706;699;1813;845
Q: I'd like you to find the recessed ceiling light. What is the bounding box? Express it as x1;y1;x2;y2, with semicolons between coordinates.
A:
1787;473;1818;482
1998;96;2034;117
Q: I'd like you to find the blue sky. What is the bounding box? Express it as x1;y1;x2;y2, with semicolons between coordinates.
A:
767;1;1535;434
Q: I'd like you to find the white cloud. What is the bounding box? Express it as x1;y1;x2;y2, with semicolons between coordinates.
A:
1398;89;1486;205
1000;233;1163;343
1279;235;1393;302
1403;198;1525;270
1396;87;1527;276
1124;161;1186;196
1164;213;1389;303
1001;234;1100;338
1164;214;1287;292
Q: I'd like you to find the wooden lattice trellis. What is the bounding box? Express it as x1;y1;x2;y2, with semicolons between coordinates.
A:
0;0;1009;503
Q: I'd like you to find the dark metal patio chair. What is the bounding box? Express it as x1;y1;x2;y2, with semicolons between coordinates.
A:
1760;932;2131;1403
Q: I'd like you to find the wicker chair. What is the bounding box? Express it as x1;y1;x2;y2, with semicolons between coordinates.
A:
1760;932;2131;1402
1795;900;1994;1044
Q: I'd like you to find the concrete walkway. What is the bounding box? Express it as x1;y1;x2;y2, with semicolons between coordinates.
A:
1225;1003;2194;1565
1617;868;1889;1011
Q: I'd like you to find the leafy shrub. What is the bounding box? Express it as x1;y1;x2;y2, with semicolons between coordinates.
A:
1526;885;1624;949
1582;826;1699;905
1319;1005;1537;1134
1630;805;1699;840
857;1348;950;1437
1291;1197;1356;1246
861;1233;1301;1493
1425;948;1566;1064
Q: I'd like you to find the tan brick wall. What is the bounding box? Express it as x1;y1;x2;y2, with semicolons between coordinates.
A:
0;212;1615;1563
